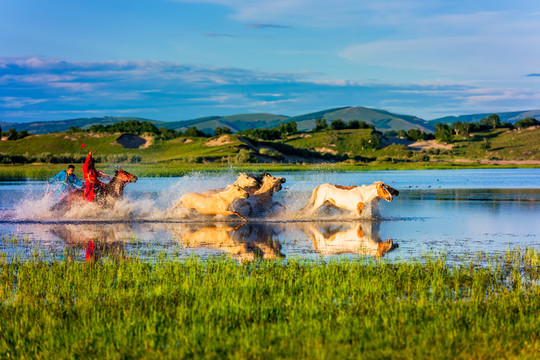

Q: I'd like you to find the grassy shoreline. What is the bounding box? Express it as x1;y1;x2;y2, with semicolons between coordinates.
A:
0;161;538;180
1;251;539;359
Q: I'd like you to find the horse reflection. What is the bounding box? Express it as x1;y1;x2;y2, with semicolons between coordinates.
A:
170;222;284;263
301;222;396;257
51;223;130;262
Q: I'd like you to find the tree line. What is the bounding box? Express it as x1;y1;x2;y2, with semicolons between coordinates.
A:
433;115;539;143
0;127;31;140
2;115;538;144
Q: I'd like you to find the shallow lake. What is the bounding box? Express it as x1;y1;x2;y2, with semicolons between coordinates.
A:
1;169;539;263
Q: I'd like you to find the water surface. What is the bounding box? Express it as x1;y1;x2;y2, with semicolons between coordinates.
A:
1;169;539;262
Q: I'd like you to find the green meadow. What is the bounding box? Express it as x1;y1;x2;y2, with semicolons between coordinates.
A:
1;126;539;180
1;250;539;359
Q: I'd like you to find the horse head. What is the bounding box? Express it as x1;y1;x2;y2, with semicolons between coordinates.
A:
375;181;397;202
114;168;138;184
261;173;286;192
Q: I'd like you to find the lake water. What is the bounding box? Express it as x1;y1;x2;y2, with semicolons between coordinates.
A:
1;169;539;263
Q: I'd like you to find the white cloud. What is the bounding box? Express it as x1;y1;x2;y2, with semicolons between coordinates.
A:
0;97;47;108
1;56;539;122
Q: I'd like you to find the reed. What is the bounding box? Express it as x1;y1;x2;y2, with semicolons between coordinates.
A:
1;249;539;359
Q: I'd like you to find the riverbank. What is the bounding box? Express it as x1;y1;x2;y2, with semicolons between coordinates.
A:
1;161;539;180
1;251;539;359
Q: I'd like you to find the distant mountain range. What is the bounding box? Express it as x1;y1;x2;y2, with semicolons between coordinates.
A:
427;110;540;125
2;107;539;135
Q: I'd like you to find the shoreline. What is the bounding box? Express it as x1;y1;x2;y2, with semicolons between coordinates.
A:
0;161;539;180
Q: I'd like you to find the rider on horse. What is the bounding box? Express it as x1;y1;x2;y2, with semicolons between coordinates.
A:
48;164;84;201
82;151;107;203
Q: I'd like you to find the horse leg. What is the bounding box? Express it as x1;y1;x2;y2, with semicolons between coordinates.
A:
308;195;330;215
171;198;183;210
356;202;364;217
226;210;247;222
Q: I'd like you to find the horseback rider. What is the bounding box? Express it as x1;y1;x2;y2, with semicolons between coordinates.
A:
82;151;107;203
48;164;84;201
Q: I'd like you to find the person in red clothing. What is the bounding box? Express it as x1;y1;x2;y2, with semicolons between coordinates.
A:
82;151;106;202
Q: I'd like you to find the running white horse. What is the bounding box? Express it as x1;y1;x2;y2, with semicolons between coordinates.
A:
301;181;399;218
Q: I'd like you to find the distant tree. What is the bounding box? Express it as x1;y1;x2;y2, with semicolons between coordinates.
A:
514;117;539;130
435;123;453;143
407;129;423;141
184;126;205;137
157;127;180;140
240;128;281;140
383;130;398;137
361;121;374;129
7;128;18;140
279;121;297;136
139;121;159;134
479;114;501;131
397;129;408;139
69;126;83;133
214;126;232;136
451;121;470;137
314;118;328;131
88;124;106;133
360;133;382;150
348;120;360;129
487;114;501;130
18;130;30;139
330;119;346;130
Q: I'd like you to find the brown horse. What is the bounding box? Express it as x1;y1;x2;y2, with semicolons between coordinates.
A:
53;168;138;211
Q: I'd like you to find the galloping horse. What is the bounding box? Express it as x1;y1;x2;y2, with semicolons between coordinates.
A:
52;168;138;211
174;184;250;221
236;173;286;216
301;181;399;218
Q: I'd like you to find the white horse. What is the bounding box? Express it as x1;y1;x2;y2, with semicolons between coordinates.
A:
301;181;399;218
173;185;250;221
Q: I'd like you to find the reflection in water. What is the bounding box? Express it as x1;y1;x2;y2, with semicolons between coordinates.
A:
0;219;396;262
169;222;284;263
51;224;128;262
2;178;539;262
300;221;396;257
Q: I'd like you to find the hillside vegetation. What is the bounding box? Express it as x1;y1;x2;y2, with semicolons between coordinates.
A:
1;119;538;179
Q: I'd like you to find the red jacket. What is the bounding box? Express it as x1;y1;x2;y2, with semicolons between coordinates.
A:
82;153;104;202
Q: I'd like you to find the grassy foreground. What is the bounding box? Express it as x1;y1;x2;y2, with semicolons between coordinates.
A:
1;251;540;359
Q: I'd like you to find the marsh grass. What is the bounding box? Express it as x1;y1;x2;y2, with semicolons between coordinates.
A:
1;249;539;359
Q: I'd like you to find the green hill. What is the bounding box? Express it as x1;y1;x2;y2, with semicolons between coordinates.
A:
429;110;540;125
3;107;539;138
1;125;539;180
287;107;433;132
2;117;166;134
164;113;290;134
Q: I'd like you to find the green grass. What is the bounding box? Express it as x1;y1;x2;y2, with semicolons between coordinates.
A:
452;127;540;160
1;128;539;181
1;161;538;181
1;250;539;359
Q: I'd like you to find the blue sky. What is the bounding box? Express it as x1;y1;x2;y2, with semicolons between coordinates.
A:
1;0;540;123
